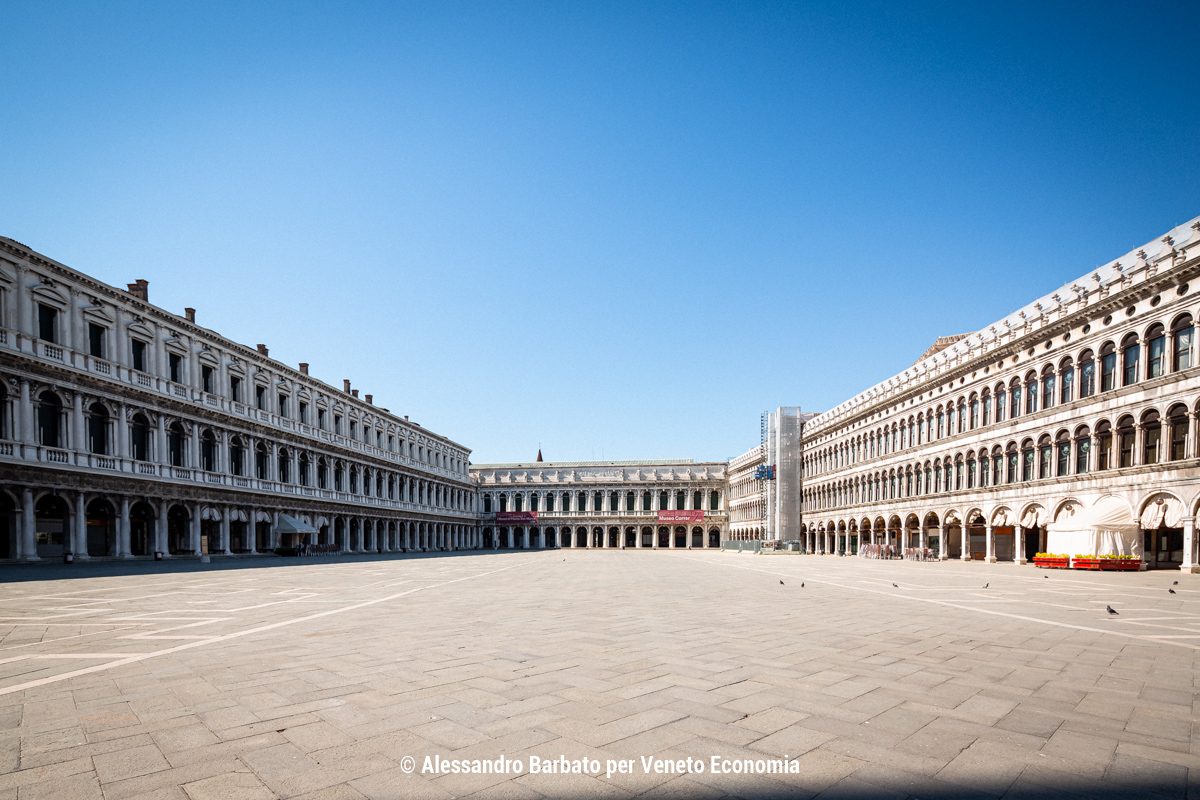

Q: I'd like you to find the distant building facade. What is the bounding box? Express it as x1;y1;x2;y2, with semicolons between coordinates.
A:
472;459;727;549
0;237;479;561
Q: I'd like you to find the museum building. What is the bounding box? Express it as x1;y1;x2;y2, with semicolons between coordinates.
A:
798;216;1200;573
0;237;480;560
472;457;727;549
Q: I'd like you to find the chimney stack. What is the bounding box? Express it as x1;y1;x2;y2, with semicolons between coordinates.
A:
126;279;149;302
184;307;195;323
343;378;351;393
365;394;373;405
256;343;269;356
299;362;309;375
351;389;359;398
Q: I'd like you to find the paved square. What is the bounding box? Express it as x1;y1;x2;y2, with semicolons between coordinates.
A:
0;552;1196;799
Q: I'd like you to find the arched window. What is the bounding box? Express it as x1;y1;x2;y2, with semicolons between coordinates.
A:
1038;434;1052;479
0;382;7;440
981;390;991;426
1172;314;1194;371
562;492;572;512
965;453;975;488
230;436;245;476
200;429;217;471
513;494;523;513
1120;334;1140;386
482;494;493;513
979;452;990;487
1116;415;1135;468
531;494;540;512
710;490;720;510
1059;357;1075;403
1055;431;1071;476
497;493;507;512
1041;365;1055;410
1146;323;1166;379
1075;425;1091;474
657;490;668;510
1021;439;1034;481
129;413;152;462
995;385;1007;423
545;493;555;512
314;454;325;487
936;407;945;438
1168;404;1188;460
956;400;966;434
87;402;109;455
1079;350;1095;398
1009;378;1021;419
1099;341;1117;391
278;448;290;483
969;394;979;429
992;446;1004;485
36;390;62;448
167;421;186;467
256;442;270;480
1025;371;1038;414
1006;443;1018;484
1142;410;1161;466
1096;421;1112;470
299;453;311;486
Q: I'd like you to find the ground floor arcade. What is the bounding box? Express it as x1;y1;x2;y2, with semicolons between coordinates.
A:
0;485;481;561
481;523;723;550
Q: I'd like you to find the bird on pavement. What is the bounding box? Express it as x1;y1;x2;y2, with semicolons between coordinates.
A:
1169;588;1177;594
1043;575;1048;579
892;583;898;588
1106;605;1119;615
1173;580;1180;585
801;582;805;588
779;579;784;585
983;583;989;589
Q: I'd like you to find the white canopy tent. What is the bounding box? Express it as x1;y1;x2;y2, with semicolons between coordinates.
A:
1046;497;1140;557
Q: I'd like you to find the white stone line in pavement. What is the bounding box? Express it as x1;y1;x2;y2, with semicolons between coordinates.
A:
687;556;1200;651
0;626;142;653
0;559;535;698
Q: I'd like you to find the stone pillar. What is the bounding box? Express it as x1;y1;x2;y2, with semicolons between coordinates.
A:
118;496;131;558
1016;526;1026;565
20;488;37;560
157;503;168;556
247;509;258;554
73;492;88;558
1182;517;1197;573
985;523;996;563
71;393;85;455
939;524;948;560
190;507;201;555
220;512;231;555
960;525;970;561
521;526;529;549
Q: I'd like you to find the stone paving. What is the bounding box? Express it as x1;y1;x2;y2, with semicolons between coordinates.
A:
0;551;1196;799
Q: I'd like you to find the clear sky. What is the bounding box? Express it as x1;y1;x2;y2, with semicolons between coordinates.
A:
2;1;1197;464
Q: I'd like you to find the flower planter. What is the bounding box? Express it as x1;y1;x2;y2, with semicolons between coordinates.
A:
1071;558;1103;570
1099;559;1141;571
1033;557;1069;569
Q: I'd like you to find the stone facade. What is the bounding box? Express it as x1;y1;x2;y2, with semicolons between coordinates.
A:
472;459;727;549
0;237;479;560
797;217;1200;573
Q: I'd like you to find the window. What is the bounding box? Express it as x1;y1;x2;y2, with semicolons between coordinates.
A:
710;490;719;510
1079;351;1095;398
201;430;217;472
1142;411;1160;466
642;491;651;511
201;365;214;393
514;494;523;512
969;397;979;429
37;304;58;343
579;491;588;511
1147;324;1165;379
1056;433;1070;476
1021;443;1034;481
1006;447;1017;484
995;389;1006;423
255;385;266;410
1041;368;1055;410
1009;383;1021;419
87;403;108;455
278;449;290;483
1172;315;1193;371
1117;417;1134;468
1075;428;1090;474
167;422;186;467
229;375;241;402
131;339;147;372
88;323;105;358
317;407;326;429
497;494;506;512
168;353;182;384
936;409;945;438
658;491;668;510
299;454;310;486
299;401;309;424
130;414;151;461
1168;406;1188;461
36;391;61;447
230;437;245;476
1100;342;1116;391
675;490;685;509
1060;361;1074;403
562;492;571;512
1025;375;1037;414
1120;335;1139;386
1096;421;1112;470
982;393;991;426
979;455;989;487
546;493;555;512
1038;436;1052;479
334;414;343;434
278;394;289;418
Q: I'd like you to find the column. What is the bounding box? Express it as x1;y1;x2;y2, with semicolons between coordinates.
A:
247;508;258;554
117;496;131;557
20;489;37;560
190;507;201;555
938;523;948;560
73;492;88;558
635;528;642;548
985;522;996;563
519;526;528;549
381;522;391;552
157;503;168;556
960;525;969;561
220;512;231;555
72;393;85;454
1016;526;1026;564
1182;517;1197;573
918;526;927;553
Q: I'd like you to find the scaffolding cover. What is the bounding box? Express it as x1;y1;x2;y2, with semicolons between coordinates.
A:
768;407;805;541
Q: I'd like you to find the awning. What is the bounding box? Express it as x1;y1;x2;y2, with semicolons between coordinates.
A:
276;514;318;534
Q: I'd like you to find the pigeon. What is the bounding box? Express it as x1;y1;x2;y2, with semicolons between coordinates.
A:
801;582;805;588
983;583;989;589
892;583;898;588
1169;588;1177;595
779;579;785;585
1044;575;1048;579
1106;605;1118;615
1173;580;1179;585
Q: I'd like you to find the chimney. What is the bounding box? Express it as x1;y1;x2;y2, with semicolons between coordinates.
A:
126;279;149;302
404;415;409;421
256;343;269;356
184;307;195;323
351;389;359;398
343;378;351;393
299;362;309;375
365;394;373;405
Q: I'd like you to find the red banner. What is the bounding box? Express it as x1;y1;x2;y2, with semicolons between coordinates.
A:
657;510;704;523
495;511;538;524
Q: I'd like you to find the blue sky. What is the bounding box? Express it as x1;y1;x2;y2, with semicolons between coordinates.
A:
2;1;1197;463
